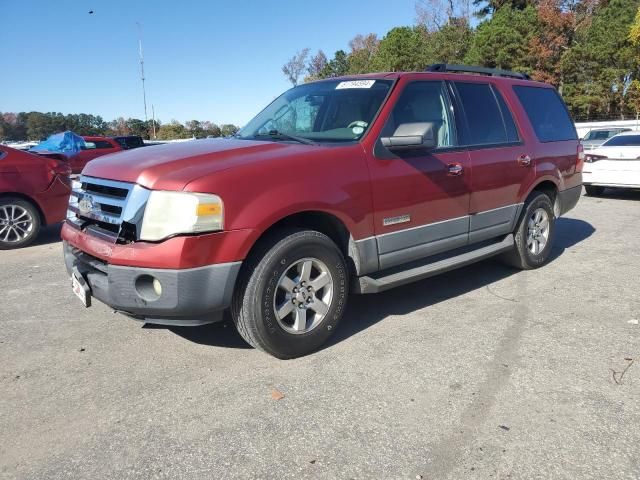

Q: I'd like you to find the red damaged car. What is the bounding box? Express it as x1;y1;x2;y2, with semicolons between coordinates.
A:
0;145;71;249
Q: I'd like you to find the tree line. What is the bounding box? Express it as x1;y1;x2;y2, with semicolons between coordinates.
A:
282;0;640;121
0;111;240;142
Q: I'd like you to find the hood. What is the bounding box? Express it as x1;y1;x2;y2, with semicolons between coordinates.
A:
82;138;307;190
590;145;640;160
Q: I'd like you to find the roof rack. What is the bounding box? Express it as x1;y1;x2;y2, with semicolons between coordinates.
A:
425;64;531;80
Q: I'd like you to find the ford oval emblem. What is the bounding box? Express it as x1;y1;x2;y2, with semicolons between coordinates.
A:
78;195;95;216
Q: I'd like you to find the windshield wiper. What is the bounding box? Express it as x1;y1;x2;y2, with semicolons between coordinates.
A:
254;130;315;145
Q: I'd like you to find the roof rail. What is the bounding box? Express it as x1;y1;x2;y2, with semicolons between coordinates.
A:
425;64;531;80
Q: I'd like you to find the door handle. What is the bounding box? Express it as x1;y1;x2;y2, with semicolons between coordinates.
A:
517;154;532;167
447;163;463;176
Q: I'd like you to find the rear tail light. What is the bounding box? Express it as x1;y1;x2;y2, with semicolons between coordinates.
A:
576;143;584;172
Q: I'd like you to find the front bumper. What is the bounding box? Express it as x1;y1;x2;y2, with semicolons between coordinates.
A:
63;241;241;326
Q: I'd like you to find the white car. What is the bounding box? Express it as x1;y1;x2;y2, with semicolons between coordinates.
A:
582;131;640;196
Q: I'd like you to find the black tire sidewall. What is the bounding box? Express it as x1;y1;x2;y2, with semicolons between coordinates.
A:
249;232;348;358
517;194;555;268
0;198;41;250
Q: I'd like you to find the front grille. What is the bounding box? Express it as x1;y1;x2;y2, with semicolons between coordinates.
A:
68;176;150;243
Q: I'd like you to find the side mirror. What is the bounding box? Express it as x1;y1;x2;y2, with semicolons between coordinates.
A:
380;122;437;151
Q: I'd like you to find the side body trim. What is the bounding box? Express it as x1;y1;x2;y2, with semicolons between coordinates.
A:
353;203;522;274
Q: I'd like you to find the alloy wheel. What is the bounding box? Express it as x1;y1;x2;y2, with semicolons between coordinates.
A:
0;205;34;243
273;257;334;334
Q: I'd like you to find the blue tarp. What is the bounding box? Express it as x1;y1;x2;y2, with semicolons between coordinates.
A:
30;131;86;158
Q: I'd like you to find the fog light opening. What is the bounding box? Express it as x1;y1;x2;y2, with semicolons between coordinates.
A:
135;275;162;302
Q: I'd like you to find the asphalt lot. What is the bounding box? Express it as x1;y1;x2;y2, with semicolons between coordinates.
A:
1;189;639;480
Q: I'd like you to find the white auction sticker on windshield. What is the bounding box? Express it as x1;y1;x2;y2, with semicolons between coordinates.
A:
336;80;376;89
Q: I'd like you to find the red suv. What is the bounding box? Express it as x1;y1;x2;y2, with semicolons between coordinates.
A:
1;146;71;249
62;65;582;358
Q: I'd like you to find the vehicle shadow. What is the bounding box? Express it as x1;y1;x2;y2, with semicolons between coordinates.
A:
31;223;63;247
589;188;640;201
166;217;594;352
152;321;252;349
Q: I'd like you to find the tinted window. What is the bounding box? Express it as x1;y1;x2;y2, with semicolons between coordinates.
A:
601;135;640;147
94;140;115;149
493;88;520;142
386;81;455;148
513;86;577;142
455;82;510;145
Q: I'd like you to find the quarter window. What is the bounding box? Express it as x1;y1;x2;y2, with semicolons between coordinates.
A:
513;86;577;142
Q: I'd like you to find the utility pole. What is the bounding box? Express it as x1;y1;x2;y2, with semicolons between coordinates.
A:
136;22;148;123
151;104;157;139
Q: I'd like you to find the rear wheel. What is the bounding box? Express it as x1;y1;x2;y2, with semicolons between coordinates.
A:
584;185;605;196
0;198;41;250
502;192;555;270
231;229;349;359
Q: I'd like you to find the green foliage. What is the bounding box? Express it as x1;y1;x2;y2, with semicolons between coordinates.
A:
426;19;473;64
319;50;350;78
369;27;431;72
465;6;538;71
561;0;640;119
0;111;238;142
473;0;533;17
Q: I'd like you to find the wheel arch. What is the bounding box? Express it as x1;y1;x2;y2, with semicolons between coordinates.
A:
241;209;372;280
0;192;47;225
525;178;561;217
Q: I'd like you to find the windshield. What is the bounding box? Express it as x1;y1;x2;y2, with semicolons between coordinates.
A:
237;79;393;143
602;134;640;147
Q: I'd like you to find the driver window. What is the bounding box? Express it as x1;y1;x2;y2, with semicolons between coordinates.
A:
386;81;455;148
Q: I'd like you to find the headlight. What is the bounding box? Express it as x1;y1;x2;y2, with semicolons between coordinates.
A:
140;191;223;241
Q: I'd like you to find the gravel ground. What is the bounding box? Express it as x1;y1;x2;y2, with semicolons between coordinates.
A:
1;189;639;480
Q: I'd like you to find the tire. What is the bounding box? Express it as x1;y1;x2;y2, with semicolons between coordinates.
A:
501;192;555;270
231;229;349;359
0;197;41;250
584;185;605;196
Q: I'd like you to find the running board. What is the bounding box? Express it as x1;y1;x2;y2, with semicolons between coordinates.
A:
354;234;515;294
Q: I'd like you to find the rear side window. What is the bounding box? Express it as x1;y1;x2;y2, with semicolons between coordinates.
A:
513;86;577;142
94;140;115;149
493;88;519;142
454;82;517;145
602;134;640;146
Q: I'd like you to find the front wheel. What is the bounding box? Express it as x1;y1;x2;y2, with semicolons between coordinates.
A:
0;198;41;250
502;192;555;270
231;229;349;359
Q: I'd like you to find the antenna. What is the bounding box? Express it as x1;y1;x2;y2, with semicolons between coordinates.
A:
136;22;148;123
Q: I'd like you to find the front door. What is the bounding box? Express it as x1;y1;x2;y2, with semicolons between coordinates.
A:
366;79;471;270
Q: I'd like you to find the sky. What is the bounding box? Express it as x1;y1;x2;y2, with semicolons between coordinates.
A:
1;0;418;127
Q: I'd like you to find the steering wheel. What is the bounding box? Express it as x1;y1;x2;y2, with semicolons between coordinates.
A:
348;120;368;129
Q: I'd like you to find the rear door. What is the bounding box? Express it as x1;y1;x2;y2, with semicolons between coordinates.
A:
511;85;580;192
366;78;471;270
451;80;535;244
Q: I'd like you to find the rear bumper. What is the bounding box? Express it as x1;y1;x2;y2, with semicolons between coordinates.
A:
558;185;581;216
63;241;241;325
